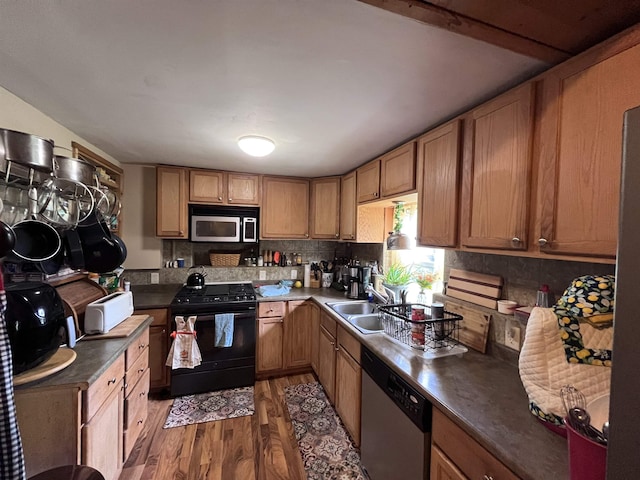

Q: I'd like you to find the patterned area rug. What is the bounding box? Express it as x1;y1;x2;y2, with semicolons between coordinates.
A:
163;386;254;429
284;382;367;480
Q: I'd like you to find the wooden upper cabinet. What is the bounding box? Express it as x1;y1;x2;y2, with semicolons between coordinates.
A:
310;176;341;239
227;173;260;205
156;166;188;238
417;120;461;248
537;43;640;258
340;171;357;240
357;159;380;203
460;83;535;251
380;142;417;198
189;170;260;205
261;176;310;239
189;169;225;204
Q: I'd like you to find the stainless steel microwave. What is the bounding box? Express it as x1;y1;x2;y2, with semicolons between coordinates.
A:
189;205;259;243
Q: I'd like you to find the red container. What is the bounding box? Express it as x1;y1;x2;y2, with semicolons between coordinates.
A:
565;418;607;480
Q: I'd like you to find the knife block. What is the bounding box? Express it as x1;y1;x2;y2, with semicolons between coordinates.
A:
310;278;321;288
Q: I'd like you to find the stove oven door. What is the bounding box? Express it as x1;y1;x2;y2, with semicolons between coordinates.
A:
169;309;256;396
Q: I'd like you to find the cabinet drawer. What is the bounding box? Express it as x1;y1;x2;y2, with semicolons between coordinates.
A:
123;380;149;461
258;301;286;318
337;325;360;363
126;328;150;371
320;312;337;337
125;346;149;398
124;368;150;431
84;355;124;423
432;409;519;480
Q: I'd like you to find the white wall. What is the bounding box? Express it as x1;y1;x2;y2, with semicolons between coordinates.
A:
0;85;118;164
121;164;162;269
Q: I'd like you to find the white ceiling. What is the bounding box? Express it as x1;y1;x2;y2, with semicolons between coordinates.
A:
0;0;546;177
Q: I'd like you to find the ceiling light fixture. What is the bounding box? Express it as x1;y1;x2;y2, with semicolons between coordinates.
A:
237;135;275;157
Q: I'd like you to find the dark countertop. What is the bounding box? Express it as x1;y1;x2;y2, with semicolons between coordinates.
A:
14;315;154;392
128;284;568;479
131;283;182;309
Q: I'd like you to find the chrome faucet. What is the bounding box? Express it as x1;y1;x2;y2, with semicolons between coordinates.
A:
365;284;394;304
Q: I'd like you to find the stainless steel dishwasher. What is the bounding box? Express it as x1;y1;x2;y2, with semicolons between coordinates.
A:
360;345;431;480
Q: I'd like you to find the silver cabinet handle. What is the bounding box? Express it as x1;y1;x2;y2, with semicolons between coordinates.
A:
217;196;222;201
483;475;494;480
138;368;145;373
305;233;309;238
538;238;548;246
137;419;144;425
335;233;339;238
139;343;146;349
511;237;521;244
108;378;117;385
228;198;233;202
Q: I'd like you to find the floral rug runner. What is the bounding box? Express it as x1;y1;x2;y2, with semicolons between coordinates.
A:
163;386;254;429
284;382;367;479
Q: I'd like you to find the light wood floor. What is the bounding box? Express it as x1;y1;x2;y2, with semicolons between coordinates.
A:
119;373;315;480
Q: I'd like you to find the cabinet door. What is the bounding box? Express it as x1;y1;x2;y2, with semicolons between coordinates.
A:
156;166;188;238
310;176;341;239
149;325;169;390
335;346;361;447
417;120;461;248
284;300;313;368
357;159;380;203
257;317;284;372
228;173;260;205
380;142;417;198
460;83;534;251
537;44;640;258
340;171;357;240
82;380;124;480
430;445;467;480
261;176;310;239
317;325;336;403
189;169;226;203
310;303;320;373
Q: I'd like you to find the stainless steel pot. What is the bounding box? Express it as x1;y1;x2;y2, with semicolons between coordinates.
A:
1;128;54;173
54;155;96;185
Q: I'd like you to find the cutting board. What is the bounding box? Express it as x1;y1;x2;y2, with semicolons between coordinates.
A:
81;314;148;340
13;347;77;386
445;301;491;353
446;268;503;309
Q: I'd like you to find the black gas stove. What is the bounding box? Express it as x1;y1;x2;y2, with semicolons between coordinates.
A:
171;282;257;310
169;282;257;396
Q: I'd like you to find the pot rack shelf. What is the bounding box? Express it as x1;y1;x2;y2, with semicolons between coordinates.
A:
71;141;123;235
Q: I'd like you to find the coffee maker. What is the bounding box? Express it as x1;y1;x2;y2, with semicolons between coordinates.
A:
348;266;372;299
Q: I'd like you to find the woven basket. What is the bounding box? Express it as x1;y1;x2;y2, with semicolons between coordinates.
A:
209;253;241;267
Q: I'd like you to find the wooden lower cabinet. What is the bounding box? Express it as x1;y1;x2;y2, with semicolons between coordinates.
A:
430;445;467;480
134;308;169;391
284;300;313;368
257;300;316;374
15;327;150;479
432;408;519;480
335;326;361;447
82;380;124;480
317;323;337;402
314;311;362;447
257;316;284;371
310;303;320;371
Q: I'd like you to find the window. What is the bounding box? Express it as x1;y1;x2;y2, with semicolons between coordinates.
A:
383;203;444;302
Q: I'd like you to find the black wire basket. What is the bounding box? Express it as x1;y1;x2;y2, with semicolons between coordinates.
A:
378;303;463;352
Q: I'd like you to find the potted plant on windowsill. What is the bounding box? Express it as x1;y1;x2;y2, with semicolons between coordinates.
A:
382;263;413;304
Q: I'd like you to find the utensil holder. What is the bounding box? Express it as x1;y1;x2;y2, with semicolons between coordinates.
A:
565;418;606;480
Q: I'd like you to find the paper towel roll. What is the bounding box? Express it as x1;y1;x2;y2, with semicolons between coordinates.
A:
304;264;311;287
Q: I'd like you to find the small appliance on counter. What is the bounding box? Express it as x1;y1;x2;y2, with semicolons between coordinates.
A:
84;291;134;334
347;266;372;299
5;282;71;374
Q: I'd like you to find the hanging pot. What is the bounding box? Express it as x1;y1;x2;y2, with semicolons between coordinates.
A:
53;155;96;185
9;219;62;262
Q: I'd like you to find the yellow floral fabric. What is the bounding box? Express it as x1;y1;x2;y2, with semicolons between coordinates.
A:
552;275;614;367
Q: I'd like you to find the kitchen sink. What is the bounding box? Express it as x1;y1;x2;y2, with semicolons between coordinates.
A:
348;314;384;334
327;301;377;317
